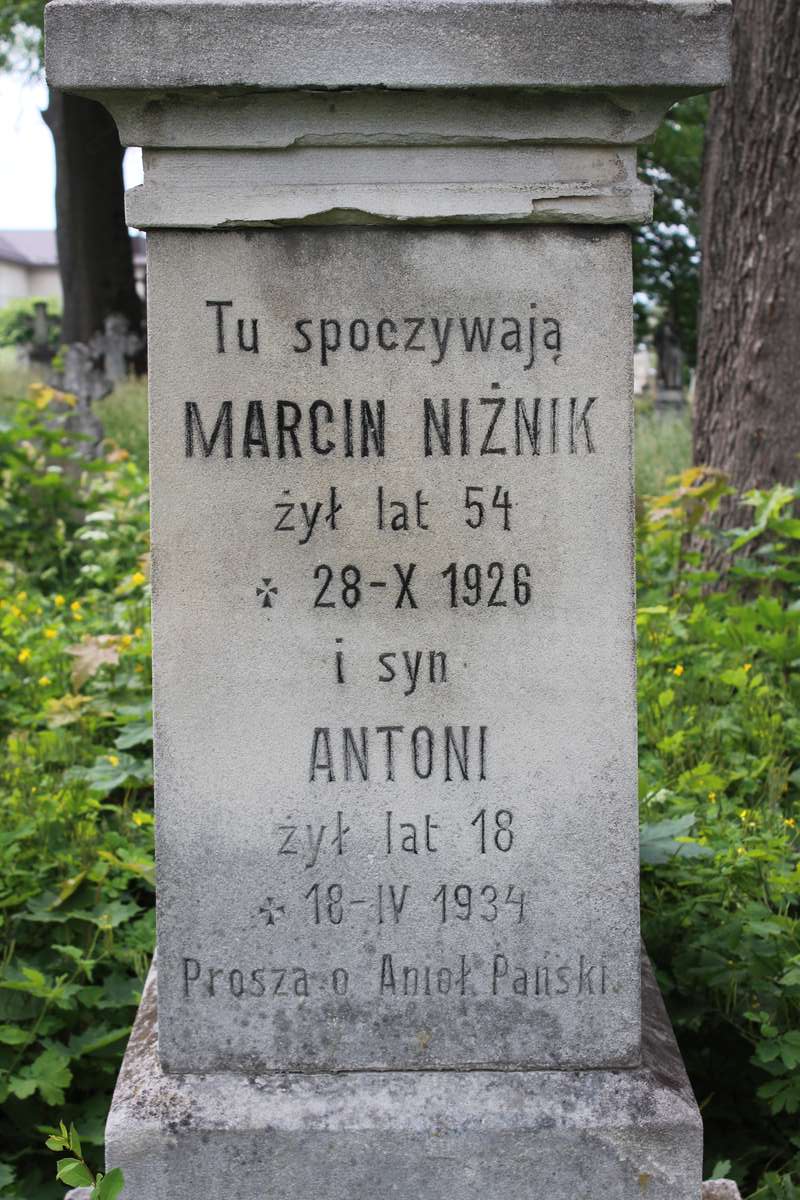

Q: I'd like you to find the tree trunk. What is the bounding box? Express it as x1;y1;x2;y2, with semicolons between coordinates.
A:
43;88;142;344
693;0;800;517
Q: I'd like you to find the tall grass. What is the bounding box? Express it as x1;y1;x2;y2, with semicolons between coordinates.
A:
634;402;692;497
95;377;149;470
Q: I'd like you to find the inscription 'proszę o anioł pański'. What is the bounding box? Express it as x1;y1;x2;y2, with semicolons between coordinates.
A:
148;227;639;1073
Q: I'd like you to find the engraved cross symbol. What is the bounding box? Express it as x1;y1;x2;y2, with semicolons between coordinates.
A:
259;897;285;926
256;577;279;608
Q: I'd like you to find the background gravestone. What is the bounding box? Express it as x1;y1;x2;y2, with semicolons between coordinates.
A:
46;1;730;1196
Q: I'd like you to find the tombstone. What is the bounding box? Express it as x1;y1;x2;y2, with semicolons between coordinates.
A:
30;300;55;365
16;300;56;369
655;319;687;408
46;2;730;1198
101;313;147;382
633;342;655;398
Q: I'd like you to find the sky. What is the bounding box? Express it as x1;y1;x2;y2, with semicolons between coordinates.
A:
0;69;143;230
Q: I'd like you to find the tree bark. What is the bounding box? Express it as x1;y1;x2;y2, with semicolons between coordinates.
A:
43;88;142;344
693;0;800;515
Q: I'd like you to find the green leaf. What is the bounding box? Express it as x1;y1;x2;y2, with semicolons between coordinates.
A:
0;1023;30;1045
94;1167;125;1200
69;1123;82;1156
56;1158;94;1187
13;1047;72;1105
114;719;152;749
69;1025;131;1058
640;813;713;865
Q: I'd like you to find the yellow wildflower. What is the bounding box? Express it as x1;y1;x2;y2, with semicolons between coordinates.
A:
673;664;684;677
120;634;133;647
131;571;147;587
708;792;717;803
70;600;81;613
17;648;31;664
9;605;22;619
107;754;120;767
134;627;143;637
739;809;750;822
54;595;65;608
16;591;27;602
33;386;56;410
737;847;747;856
743;662;752;672
38;675;51;686
44;628;58;640
786;818;797;829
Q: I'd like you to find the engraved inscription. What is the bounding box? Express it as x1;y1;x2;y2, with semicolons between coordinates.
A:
152;229;639;1071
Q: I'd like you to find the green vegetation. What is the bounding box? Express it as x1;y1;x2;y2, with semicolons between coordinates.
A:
0;299;61;353
638;470;800;1197
43;1120;123;1198
634;95;707;367
635;402;692;497
94;380;148;474
0;385;797;1197
0;385;153;1199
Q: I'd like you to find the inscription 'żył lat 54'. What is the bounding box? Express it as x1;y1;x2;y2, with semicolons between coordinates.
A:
147;226;641;1074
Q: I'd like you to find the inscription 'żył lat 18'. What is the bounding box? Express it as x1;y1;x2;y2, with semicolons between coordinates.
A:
149;225;640;1074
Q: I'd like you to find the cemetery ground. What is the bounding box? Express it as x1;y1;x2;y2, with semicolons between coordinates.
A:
0;357;798;1199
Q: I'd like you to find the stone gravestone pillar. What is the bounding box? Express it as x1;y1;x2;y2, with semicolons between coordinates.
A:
47;3;729;1196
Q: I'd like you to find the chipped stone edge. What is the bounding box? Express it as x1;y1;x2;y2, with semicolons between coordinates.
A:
124;182;654;229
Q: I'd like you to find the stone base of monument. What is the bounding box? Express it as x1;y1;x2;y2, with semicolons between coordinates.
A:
102;953;702;1200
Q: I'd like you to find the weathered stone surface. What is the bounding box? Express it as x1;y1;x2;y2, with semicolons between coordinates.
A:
44;0;730;228
147;224;640;1075
125;143;653;228
104;953;701;1200
97;88;703;152
46;0;731;95
701;1183;743;1200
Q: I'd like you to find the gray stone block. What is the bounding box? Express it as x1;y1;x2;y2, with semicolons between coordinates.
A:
45;0;731;95
104;953;702;1200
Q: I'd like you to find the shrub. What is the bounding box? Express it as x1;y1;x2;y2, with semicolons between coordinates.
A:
0;389;153;1199
638;468;800;1194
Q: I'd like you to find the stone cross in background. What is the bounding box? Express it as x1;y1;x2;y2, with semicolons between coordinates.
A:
47;1;730;1197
